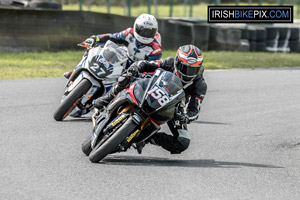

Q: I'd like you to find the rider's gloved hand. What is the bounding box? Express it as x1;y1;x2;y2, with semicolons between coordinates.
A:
84;35;99;47
118;73;132;88
92;98;106;110
175;112;190;125
127;63;140;77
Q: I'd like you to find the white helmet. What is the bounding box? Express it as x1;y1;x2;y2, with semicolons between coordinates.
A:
134;14;158;44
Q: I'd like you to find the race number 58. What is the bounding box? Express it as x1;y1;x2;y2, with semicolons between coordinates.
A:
147;86;170;106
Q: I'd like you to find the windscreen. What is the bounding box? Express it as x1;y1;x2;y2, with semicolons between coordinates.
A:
102;41;127;64
157;71;183;96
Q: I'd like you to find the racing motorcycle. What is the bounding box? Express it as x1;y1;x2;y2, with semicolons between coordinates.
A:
82;68;185;163
53;40;128;121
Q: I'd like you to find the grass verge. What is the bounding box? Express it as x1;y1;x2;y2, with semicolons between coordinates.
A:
1;50;300;80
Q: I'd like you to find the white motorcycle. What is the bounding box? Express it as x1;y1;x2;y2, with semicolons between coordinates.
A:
53;40;128;121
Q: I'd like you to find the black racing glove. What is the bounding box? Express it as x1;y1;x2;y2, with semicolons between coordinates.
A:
118;73;133;88
92;99;104;110
127;64;140;77
174;111;190;125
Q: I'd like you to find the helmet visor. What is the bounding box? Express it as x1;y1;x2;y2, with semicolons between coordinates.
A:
177;62;202;82
135;24;157;39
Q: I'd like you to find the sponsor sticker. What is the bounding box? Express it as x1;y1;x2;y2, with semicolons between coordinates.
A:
112;115;126;127
127;129;140;142
144;21;153;26
132;114;141;124
186;58;197;64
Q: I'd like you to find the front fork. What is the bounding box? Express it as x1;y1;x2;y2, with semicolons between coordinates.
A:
63;71;103;116
91;104;157;151
118;105;157;150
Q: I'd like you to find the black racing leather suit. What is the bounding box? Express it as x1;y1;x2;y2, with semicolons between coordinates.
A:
131;57;207;154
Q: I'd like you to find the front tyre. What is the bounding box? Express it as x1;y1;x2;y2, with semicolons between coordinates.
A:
82;135;93;156
53;79;92;121
89;116;137;163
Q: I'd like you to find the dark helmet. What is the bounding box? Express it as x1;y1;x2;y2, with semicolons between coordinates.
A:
174;45;203;83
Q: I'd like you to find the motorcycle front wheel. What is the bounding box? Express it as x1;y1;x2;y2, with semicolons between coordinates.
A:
89;116;137;163
82;135;93;156
53;79;92;121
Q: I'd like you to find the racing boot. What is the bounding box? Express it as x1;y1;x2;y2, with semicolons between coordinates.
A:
135;141;145;154
93;86;119;110
93;74;132;110
135;136;160;154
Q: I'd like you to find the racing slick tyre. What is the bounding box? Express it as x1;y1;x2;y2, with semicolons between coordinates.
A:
82;135;93;156
89;116;137;163
53;79;92;121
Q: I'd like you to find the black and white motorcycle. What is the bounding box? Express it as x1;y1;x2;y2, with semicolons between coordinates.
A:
53;41;128;121
82;68;185;163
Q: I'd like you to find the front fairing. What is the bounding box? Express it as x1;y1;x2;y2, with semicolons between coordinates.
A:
84;41;127;80
133;69;185;124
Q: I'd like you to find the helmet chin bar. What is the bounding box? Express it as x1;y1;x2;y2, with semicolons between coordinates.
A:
174;67;196;84
134;31;154;44
133;14;158;45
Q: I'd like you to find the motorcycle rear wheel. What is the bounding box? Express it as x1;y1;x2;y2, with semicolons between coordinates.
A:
89;116;137;163
53;79;92;121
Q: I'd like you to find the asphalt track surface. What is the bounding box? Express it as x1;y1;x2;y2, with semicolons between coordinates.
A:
1;68;300;200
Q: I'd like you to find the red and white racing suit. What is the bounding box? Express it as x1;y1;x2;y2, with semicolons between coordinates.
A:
96;28;162;62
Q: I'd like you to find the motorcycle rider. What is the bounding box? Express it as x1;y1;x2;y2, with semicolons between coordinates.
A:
64;13;162;79
93;45;207;154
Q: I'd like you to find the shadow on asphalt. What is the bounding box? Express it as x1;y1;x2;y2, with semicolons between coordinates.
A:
61;117;92;122
192;120;231;125
59;119;229;125
101;155;282;169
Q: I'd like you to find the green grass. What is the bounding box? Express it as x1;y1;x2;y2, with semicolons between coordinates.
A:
0;51;83;80
1;50;300;80
63;3;300;19
202;51;300;69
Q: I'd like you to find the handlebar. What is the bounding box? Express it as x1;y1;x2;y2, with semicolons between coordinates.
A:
77;42;104;49
122;70;149;81
77;42;93;49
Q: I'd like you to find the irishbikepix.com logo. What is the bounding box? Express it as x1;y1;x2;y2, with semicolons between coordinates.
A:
208;6;293;23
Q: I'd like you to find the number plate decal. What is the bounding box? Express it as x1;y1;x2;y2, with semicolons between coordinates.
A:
147;85;170;107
